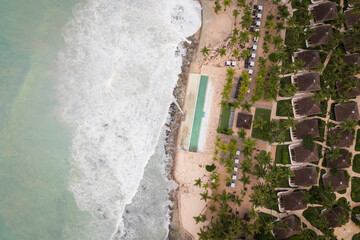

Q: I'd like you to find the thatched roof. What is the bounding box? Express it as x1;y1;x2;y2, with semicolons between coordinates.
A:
322;206;348;228
313;2;338;23
281;191;307;211
295;51;322;69
344;54;360;66
322;171;349;192
328;128;354;147
293;167;318;187
273;215;301;240
295;97;322;117
293;144;319;163
236;112;253;129
295;119;320;139
310;25;333;46
296;73;321;92
334;102;360;121
344;34;360;54
326;149;351;169
336;78;360;97
345;9;360;28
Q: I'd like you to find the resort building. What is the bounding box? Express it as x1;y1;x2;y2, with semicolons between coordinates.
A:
325;149;351;169
292;72;321;93
312;2;338;23
344;34;359;54
334;102;360;121
236;112;253;129
292;96;321;118
279;191;307;212
289;144;319;164
292;119;320;140
273;215;301;240
322;206;348;228
344;54;360;67
306;25;333;47
336;77;360;97
345;9;360;29
293;50;321;70
328;128;354;147
290;166;318;187
322;171;349;192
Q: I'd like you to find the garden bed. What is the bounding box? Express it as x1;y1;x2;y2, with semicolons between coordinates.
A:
351;177;360;202
275;145;290;164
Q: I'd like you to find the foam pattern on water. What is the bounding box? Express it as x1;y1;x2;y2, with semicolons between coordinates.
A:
56;0;200;239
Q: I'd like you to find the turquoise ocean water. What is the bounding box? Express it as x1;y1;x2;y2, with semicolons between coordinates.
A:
0;0;90;239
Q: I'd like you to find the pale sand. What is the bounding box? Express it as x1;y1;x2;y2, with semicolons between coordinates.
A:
173;0;249;238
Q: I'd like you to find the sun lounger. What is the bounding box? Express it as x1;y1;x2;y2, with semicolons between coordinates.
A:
226;61;231;66
231;61;236;66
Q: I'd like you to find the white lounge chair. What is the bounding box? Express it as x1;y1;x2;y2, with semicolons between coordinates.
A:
256;21;261;27
226;61;231;66
251;53;256;58
258;5;263;11
236;150;240;155
249;69;253;75
234;158;239;164
232;174;237;180
252;45;257;51
250;61;255;67
233;166;238;172
257;13;262;19
230;182;236;188
231;61;236;66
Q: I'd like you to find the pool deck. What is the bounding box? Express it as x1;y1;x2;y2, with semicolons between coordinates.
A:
178;73;212;153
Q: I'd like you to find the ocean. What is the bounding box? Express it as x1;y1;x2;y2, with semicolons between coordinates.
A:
0;0;201;239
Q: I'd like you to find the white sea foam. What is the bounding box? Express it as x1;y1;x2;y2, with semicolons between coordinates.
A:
56;0;201;239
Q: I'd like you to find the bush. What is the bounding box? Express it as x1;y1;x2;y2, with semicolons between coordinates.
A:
269;52;278;62
217;127;234;135
205;164;216;172
303;135;314;150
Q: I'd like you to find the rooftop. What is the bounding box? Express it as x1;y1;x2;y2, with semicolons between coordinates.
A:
273;215;301;239
334;102;360;122
281;191;307;211
322;206;348;228
345;9;360;28
295;96;322;117
322;170;349;192
295;51;322;69
293;167;318;187
336;78;360;97
313;2;338;23
309;25;333;46
326;149;351;169
293;144;319;163
236;112;253;129
328;128;354;147
295;72;321;92
295;119;320;139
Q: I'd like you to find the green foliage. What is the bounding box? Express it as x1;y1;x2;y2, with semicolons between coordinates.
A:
214;3;221;13
276;100;293;117
205;163;216;172
268;53;278;62
352;206;360;226
219;48;226;57
353;155;360;173
279;84;298;97
237;72;251;102
275;145;290;164
251;108;271;139
351;177;360;202
200;46;210;55
250;183;278;208
217;126;234;135
303;135;314;150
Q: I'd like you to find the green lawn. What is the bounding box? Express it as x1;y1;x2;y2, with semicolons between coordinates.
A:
279;119;292;142
354;155;360;173
352;177;360;202
275;145;291;164
356;130;360;151
252;108;271;139
276;100;293;117
219;105;231;129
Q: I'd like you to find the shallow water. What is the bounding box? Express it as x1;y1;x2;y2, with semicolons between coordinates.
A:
0;0;201;239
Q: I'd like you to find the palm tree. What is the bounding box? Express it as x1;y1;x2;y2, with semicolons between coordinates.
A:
264;33;272;43
194;178;202;187
339;119;357;133
278;5;290;19
241;137;257;156
214;3;222;13
200;46;210;56
194;214;207;224
232;49;240;58
239;31;250;43
240;173;251;187
233;27;239;36
265;20;276;30
281;117;297;130
223;0;231;11
208;205;217;213
226;68;236;77
280;84;298;97
238;129;246;139
272;35;283;49
253;116;266;130
241;100;252;112
219;48;226;57
237;0;246;7
242;49;251;59
200;190;210;202
328;131;341;145
251;30;261;39
326;147;342;163
233;9;240;22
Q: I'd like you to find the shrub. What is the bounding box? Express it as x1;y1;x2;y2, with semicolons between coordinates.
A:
205;164;216;172
269;52;278;62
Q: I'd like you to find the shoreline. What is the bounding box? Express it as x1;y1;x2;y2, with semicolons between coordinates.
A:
165;16;202;240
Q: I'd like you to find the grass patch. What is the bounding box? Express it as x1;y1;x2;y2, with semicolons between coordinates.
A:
269;52;278;62
354;155;360;173
279;119;292;142
276;100;293;117
280;76;291;88
252;108;271;139
275;145;291;164
351;177;360;202
219;105;231;129
356;129;360;151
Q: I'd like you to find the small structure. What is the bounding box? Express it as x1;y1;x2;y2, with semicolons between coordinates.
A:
336;78;360;97
344;54;360;67
249;69;253;75
293;96;322;117
322;206;348;228
312;2;338;23
293;72;321;92
290;144;319;164
273;215;301;240
334;102;360;121
290;167;318;187
236;112;253;129
279;191;307;211
251;53;256;58
328;128;354;147
322;170;349;192
344;34;360;54
231;61;236;67
326;149;351;169
294;119;320;139
294;50;321;70
252;45;257;51
345;9;360;29
307;25;333;47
